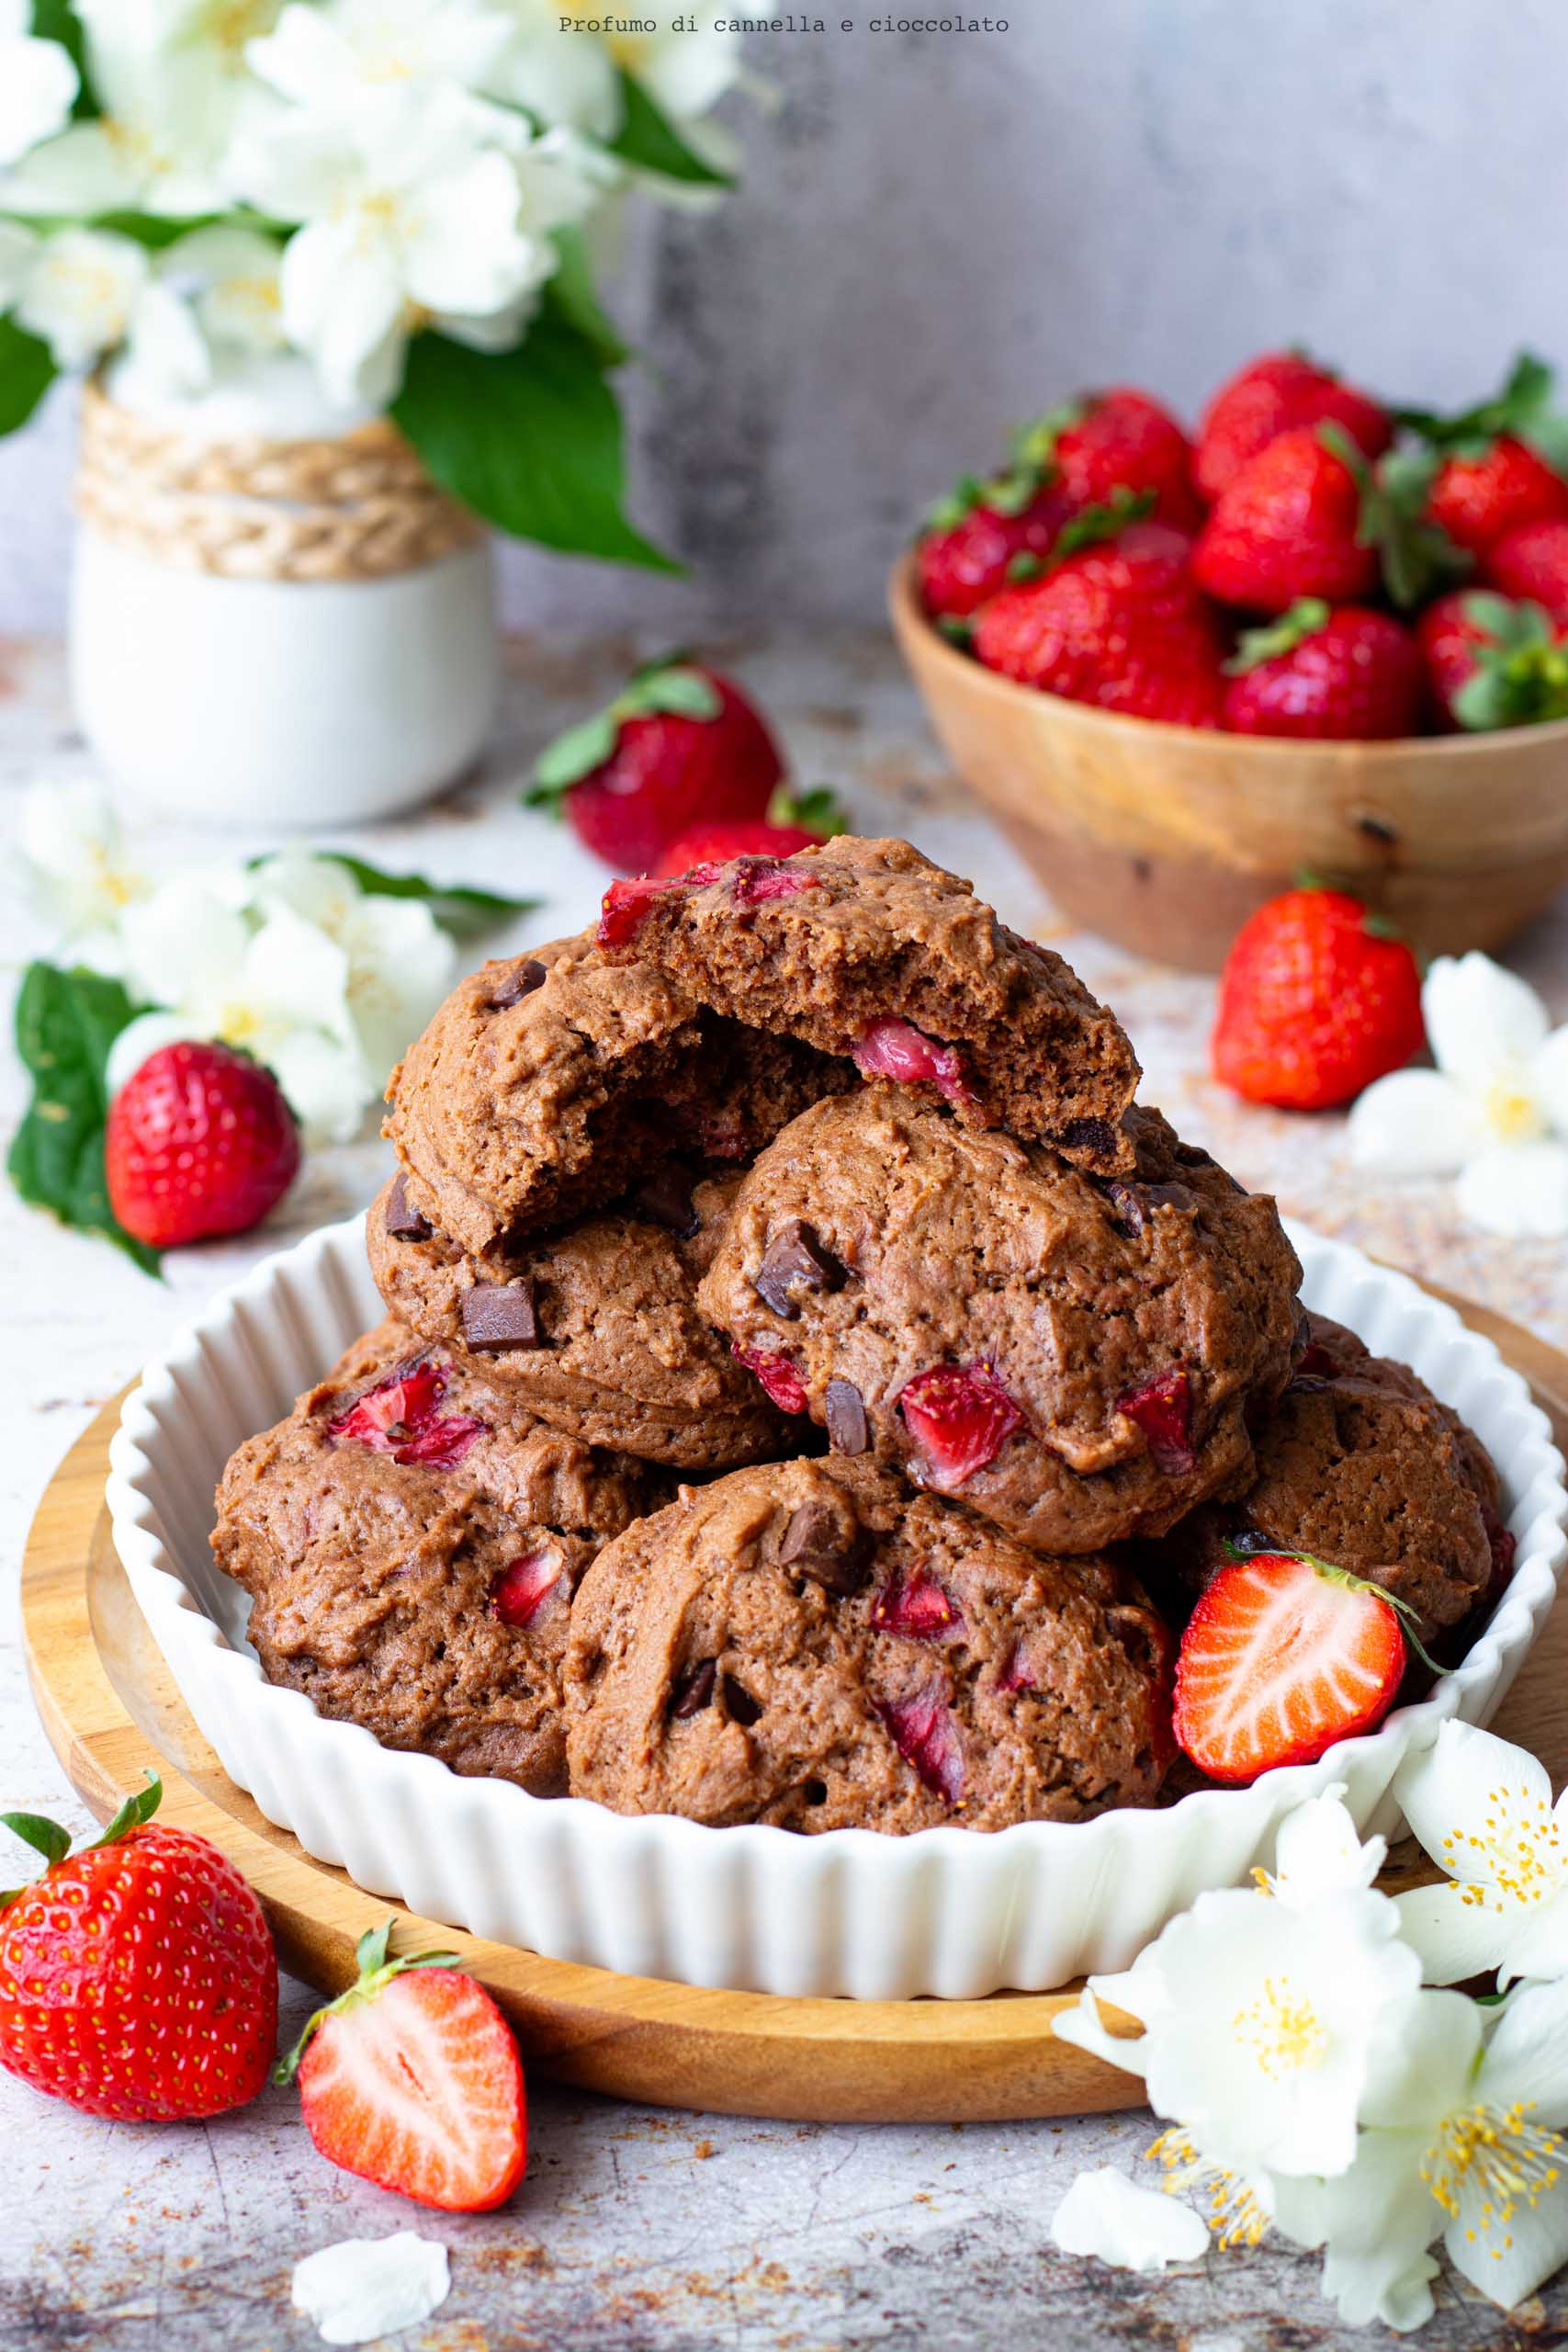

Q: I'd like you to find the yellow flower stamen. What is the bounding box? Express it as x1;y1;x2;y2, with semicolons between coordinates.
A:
1439;1782;1563;1909
1421;2100;1563;2258
1482;1078;1548;1146
1148;2130;1269;2251
1232;1976;1328;2076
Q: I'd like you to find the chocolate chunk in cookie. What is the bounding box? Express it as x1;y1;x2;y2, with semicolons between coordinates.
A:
212;1317;668;1795
564;1457;1173;1832
595;836;1140;1172
699;1090;1302;1555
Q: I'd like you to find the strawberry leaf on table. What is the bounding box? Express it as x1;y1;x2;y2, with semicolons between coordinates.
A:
7;961;160;1275
321;855;536;941
390;299;679;571
608;68;735;187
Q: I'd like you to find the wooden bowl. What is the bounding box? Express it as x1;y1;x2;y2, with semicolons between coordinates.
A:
889;549;1568;971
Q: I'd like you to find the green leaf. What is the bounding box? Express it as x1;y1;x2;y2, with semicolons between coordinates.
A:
1396;350;1557;454
935;613;974;648
391;321;678;572
922;471;987;534
92;1772;162;1849
527;711;620;800
545;225;631;371
1050;486;1156;562
609;69;734;187
1224;598;1332;676
1322;424;1472;611
1010;397;1086;475
770;784;847;838
0;1812;71;1868
0;319;57;437
6;961;160;1276
311;854;536;942
633;667;721;720
1006;550;1045;583
526;660;718;801
29;0;96;116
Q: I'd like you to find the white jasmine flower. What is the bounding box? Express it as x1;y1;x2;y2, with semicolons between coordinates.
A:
1275;1979;1568;2330
1349;952;1568;1238
487;0;739;144
1258;1784;1388;1908
20;777;147;956
232;82;588;404
250;849;457;1088
113;877;371;1141
248;0;515;109
4;33;243;218
1054;1881;1423;2181
8;224;207;390
0;0;78;169
1048;2167;1209;2273
157;223;287;357
1393;1720;1568;1988
291;2232;449;2346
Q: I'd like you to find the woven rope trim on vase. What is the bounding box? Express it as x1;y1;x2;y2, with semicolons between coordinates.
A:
74;379;484;582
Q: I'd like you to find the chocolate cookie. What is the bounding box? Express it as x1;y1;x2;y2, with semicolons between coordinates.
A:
596;836;1140;1172
1143;1313;1504;1634
366;1167;795;1472
212;1319;668;1795
564;1456;1173;1832
697;1090;1302;1554
384;930;852;1257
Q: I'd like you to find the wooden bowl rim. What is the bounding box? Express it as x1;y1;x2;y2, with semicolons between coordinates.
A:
887;548;1568;763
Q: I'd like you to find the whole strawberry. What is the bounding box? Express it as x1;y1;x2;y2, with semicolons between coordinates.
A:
1017;388;1201;530
1418;590;1568;730
1211;888;1426;1111
1194;349;1392;503
0;1776;276;2120
1401;353;1568;554
916;469;1074;622
526;656;784;872
1221;599;1422;740
1483;518;1568;623
106;1040;299;1250
1193;426;1379;612
277;1921;525;2213
972;520;1225;726
653;787;844;878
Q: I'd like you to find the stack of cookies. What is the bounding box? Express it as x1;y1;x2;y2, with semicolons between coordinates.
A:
213;838;1507;1833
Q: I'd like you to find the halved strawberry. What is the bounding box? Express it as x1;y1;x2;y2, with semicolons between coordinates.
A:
1172;1551;1409;1784
276;1922;525;2214
898;1362;1023;1488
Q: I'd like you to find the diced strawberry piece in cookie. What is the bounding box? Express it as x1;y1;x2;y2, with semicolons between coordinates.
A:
730;1341;809;1414
327;1360;449;1451
852;1017;976;1109
491;1552;564;1628
596;868;720;948
874;1685;964;1803
871;1570;963;1641
1173;1550;1405;1783
1116;1367;1197;1474
898;1361;1023;1488
732;859;822;908
327;1358;485;1468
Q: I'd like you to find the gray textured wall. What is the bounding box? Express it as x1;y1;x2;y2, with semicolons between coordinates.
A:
3;0;1566;634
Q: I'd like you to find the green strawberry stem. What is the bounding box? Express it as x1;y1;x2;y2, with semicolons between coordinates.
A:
527;654;723;802
1318;423;1472;611
273;1918;464;2086
1049;487;1155;563
1224;598;1333;675
1220;1541;1449;1677
768;784;847;837
1452;594;1568;730
1393;350;1558;459
0;1771;162;1908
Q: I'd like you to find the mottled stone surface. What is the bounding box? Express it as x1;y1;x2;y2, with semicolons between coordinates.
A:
2;633;1565;2348
5;5;1568;638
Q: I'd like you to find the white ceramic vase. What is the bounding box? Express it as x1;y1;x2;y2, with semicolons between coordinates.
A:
69;357;500;831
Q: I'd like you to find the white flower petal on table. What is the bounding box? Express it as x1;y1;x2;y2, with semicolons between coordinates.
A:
118;876;252;1013
104;1011;203;1099
1048;2168;1208;2273
1346;1067;1482;1178
265;1025;375;1145
291;2233;449;2346
1425;952;1551;1087
1265;1786;1386;1908
1454;1139;1568;1238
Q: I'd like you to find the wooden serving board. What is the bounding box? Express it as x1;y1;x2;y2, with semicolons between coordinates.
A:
19;1286;1568;2126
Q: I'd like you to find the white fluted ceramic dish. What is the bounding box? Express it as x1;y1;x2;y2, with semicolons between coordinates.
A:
106;1214;1568;2000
